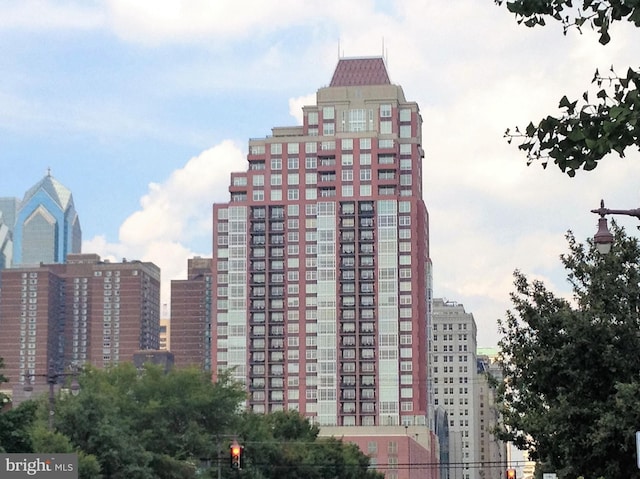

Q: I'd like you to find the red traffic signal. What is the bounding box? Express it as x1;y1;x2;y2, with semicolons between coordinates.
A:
230;443;243;470
506;468;516;479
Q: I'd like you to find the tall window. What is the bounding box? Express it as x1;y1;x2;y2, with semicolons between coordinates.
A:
380;121;392;134
305;157;317;169
348;109;367;132
270;144;282;155
323;122;335;136
252;175;264;186
270;174;282;186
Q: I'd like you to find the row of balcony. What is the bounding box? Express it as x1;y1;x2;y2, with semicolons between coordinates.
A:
246;270;375;286
247;336;376;351
247;282;374;298
247;296;377;311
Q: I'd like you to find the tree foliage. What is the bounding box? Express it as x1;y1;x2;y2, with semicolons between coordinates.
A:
0;357;38;454
496;224;640;478
0;401;38;454
52;363;246;479
495;0;640;176
495;1;640;43
30;425;102;479
12;363;381;479
0;357;9;409
235;410;383;479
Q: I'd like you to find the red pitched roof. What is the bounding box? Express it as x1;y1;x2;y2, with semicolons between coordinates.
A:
329;57;391;87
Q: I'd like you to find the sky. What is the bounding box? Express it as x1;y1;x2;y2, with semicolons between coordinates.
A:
1;0;639;349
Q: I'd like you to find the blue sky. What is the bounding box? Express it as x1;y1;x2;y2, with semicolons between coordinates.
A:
1;0;639;347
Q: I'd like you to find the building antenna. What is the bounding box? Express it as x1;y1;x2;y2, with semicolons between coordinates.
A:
382;38;389;71
338;39;341;59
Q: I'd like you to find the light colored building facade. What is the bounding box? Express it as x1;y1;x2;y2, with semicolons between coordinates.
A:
211;57;436;478
0;197;19;270
12;171;81;266
0;210;12;270
159;317;170;351
0;197;19;234
431;299;479;479
476;350;508;479
0;253;160;394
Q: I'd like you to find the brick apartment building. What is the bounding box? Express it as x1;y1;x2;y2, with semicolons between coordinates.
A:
0;253;160;397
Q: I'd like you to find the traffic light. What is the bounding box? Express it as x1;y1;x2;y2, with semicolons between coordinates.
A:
230;443;243;470
506;468;516;479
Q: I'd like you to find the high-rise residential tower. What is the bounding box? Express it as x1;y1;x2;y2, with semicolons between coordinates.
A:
170;257;213;369
12;171;81;266
211;57;432;433
431;299;479;479
0;254;160;396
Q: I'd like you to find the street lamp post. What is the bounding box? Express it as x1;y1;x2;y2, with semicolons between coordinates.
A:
591;199;640;254
24;360;80;431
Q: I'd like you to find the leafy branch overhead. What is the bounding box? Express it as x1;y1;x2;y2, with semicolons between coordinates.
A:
495;0;640;45
495;0;640;175
506;67;640;176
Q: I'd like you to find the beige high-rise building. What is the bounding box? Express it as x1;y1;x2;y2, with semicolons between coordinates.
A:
477;349;508;479
431;299;479;479
159;317;170;351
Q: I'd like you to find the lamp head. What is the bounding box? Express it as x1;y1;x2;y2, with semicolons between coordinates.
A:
594;216;613;254
70;379;80;396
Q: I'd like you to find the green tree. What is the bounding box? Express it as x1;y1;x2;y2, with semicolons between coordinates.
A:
496;224;640;478
10;362;382;479
308;437;381;479
495;0;640;176
30;425;102;479
53;363;246;479
0;357;8;408
0;357;38;453
0;400;38;453
233;410;382;479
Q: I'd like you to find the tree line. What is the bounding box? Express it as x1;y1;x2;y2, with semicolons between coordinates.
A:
0;362;382;479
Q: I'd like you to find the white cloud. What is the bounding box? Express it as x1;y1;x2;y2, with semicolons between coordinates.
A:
85;140;246;308
288;93;315;124
22;0;640;350
119;140;244;245
0;1;104;30
105;0;349;45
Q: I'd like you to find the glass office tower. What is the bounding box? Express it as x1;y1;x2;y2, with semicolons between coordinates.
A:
13;171;81;266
